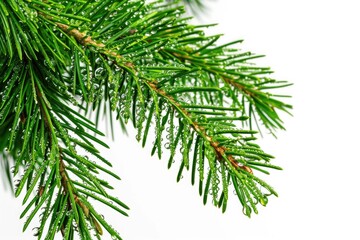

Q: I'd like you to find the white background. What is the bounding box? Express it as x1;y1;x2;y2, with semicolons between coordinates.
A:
1;0;360;239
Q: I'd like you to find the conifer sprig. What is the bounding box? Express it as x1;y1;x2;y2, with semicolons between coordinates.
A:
0;0;292;239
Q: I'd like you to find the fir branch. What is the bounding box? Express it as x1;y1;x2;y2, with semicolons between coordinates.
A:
47;17;279;216
161;45;292;135
47;19;253;174
0;0;292;239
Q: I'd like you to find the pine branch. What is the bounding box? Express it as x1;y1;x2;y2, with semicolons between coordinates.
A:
0;0;292;239
50;20;251;174
0;56;127;238
45;13;280;215
160;41;292;135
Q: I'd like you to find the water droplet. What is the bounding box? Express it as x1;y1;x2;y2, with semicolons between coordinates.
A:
95;67;106;80
32;227;39;236
95;58;102;64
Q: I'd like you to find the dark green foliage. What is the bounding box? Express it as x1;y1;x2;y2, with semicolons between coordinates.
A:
0;0;291;239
